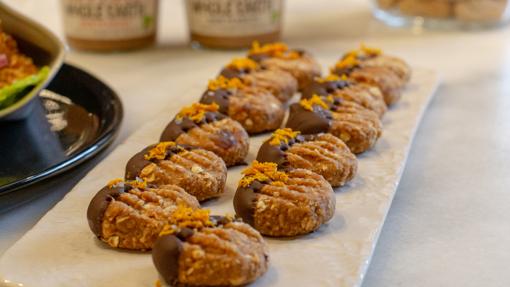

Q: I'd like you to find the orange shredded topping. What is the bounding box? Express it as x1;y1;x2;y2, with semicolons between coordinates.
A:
107;178;124;188
227;57;259;70
160;206;214;236
316;74;341;84
334;55;359;70
299;95;330;111
325;95;336;103
155;280;162;287
269;128;301;146
346;43;383;59
239;161;288;188
125;179;147;190
207;75;245;90
176;102;219;123
144;142;178;161
249;41;300;60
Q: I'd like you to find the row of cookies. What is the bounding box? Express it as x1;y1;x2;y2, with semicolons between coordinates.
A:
83;43;321;286
84;43;319;250
232;44;411;237
85;42;410;287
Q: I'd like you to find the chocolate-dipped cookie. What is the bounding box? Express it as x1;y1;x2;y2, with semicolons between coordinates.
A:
286;95;382;154
160;102;249;167
220;57;298;103
200;76;285;134
303;74;387;118
125;142;227;202
87;179;200;250
248;42;321;91
234;161;335;237
152;209;268;287
332;53;405;106
257;128;357;187
344;45;412;83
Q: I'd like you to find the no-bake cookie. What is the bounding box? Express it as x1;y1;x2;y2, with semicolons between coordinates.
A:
160;102;249;167
234;161;335;237
257;128;357;187
344;45;411;83
248;42;321;90
200;76;285;134
332;46;409;106
302;74;387;118
286;95;382;154
220;57;298;103
125;142;227;202
153;209;269;287
87;179;200;250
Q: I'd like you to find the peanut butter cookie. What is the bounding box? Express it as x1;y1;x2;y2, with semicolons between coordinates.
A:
220;57;298;102
286;95;382;154
234;161;335;237
153;210;268;287
86;179;200;250
125;142;227;202
248;42;321;91
160;102;249;167
344;44;412;82
332;47;408;106
200;76;285;134
303;74;387;118
257;129;357;187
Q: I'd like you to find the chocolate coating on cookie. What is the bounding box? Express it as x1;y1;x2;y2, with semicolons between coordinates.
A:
285;104;332;135
302;79;350;99
220;66;252;79
125;147;152;180
257;134;311;168
233;181;263;226
125;144;195;180
152;234;183;286
200;89;231;114
160;112;227;142
86;185;123;238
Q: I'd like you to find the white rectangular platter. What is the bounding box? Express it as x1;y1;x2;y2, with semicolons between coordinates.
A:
0;68;439;287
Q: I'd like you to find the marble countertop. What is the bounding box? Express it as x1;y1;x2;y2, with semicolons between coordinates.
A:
1;0;510;286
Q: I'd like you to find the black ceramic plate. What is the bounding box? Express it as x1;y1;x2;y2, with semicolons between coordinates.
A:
0;63;123;195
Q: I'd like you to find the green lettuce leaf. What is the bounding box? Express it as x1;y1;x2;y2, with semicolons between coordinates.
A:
0;66;49;109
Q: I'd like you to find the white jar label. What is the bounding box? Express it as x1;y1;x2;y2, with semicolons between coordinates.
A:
61;0;157;40
186;0;283;37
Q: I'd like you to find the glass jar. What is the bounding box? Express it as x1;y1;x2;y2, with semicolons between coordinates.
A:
185;0;284;49
61;0;159;52
373;0;510;29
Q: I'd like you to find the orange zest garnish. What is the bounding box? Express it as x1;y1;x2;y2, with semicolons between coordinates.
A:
316;74;341;84
107;178;124;188
145;142;181;161
227;57;259;70
207;75;245;90
239;161;288;188
249;41;300;60
268;128;301;146
299;95;330;111
125;179;147;190
159;206;214;236
334;55;359;70
176;102;219;123
345;43;383;59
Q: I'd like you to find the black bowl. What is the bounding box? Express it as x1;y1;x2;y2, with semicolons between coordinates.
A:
0;63;123;201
